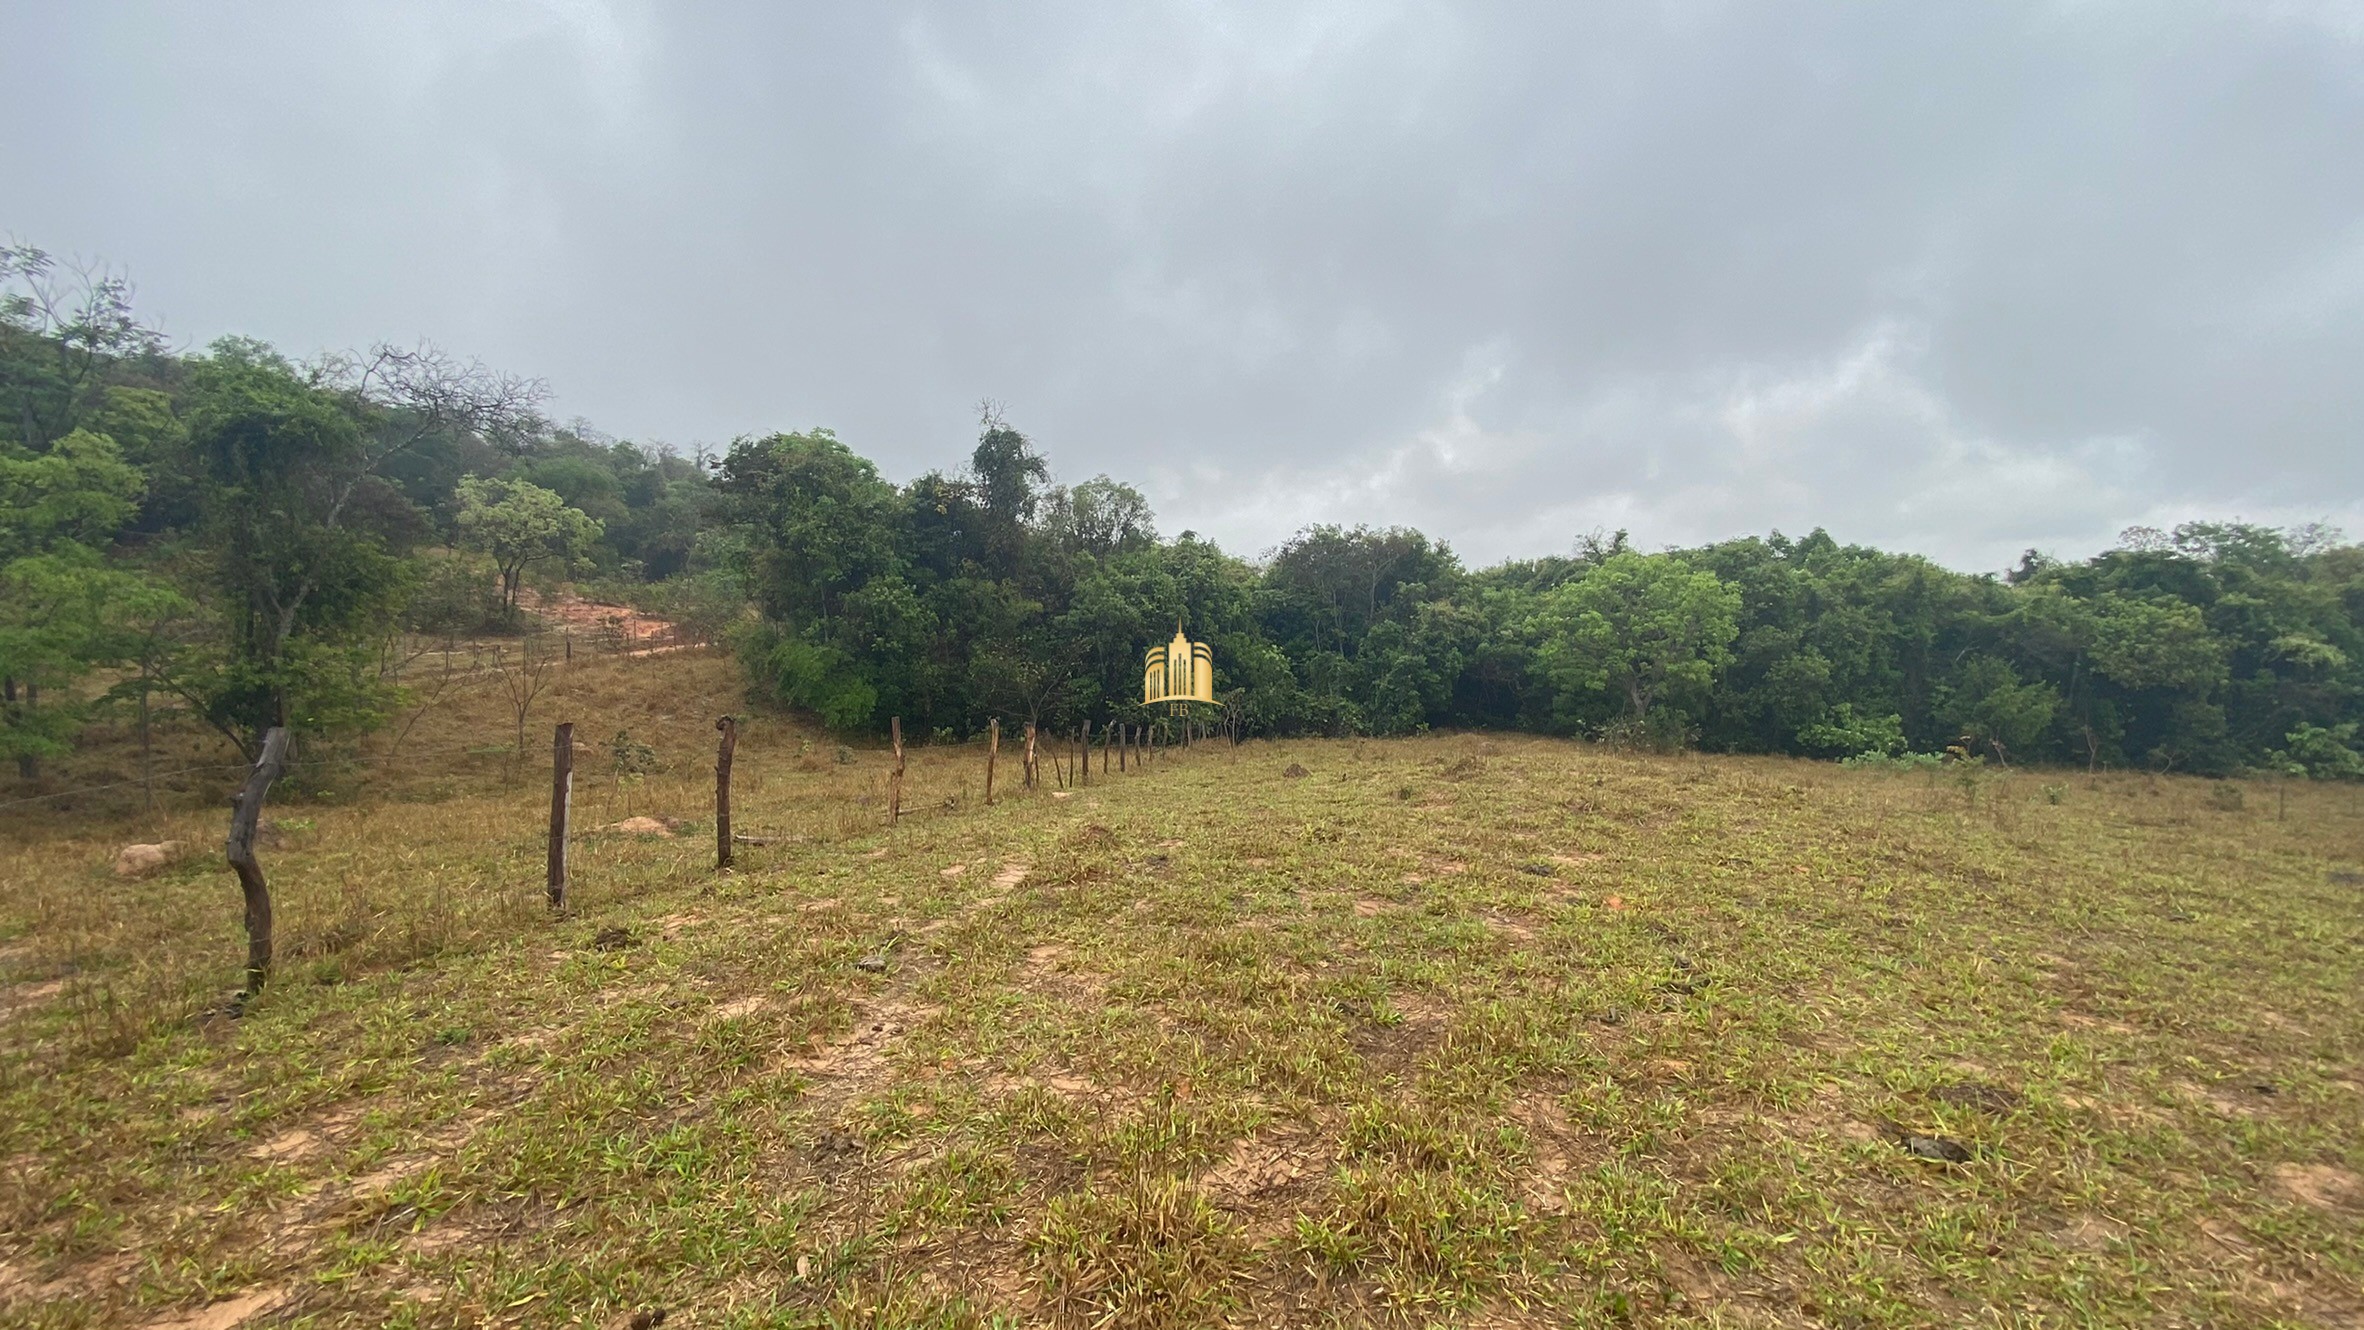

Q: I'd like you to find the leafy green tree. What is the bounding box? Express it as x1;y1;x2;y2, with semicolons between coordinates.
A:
186;338;539;743
0;245;163;450
1535;552;1740;735
1043;476;1156;558
2088;595;2227;691
2273;722;2364;780
1796;703;1908;758
0;428;142;558
718;429;917;728
719;429;904;625
454;475;603;623
1935;655;2060;762
0;551;120;775
0;427;146;776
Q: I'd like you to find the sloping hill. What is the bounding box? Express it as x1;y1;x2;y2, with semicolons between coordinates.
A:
3;652;2361;1327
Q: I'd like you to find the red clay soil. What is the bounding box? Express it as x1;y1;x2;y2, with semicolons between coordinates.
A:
514;588;690;652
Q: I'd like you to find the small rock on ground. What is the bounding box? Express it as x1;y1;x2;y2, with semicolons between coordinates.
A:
112;841;188;878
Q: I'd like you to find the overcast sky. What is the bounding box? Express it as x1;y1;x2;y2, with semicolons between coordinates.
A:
5;2;2361;571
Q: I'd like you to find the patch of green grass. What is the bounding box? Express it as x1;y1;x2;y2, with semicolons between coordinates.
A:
3;684;2363;1325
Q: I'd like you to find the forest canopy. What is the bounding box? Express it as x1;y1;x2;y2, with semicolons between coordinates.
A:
6;243;2362;781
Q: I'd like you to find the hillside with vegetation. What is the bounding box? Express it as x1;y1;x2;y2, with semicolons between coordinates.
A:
4;243;2363;1327
6;244;2364;796
1;644;2360;1326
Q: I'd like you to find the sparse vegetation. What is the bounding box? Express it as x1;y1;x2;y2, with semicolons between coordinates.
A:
3;649;2360;1326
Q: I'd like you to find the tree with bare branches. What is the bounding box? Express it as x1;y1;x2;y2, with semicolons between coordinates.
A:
0;243;164;450
494;630;561;780
186;338;546;746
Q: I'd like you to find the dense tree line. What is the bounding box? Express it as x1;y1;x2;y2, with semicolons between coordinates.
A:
719;424;2364;777
0;246;714;773
7;244;2361;781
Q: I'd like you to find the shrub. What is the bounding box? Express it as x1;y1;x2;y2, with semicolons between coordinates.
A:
2272;722;2364;781
1840;750;1945;772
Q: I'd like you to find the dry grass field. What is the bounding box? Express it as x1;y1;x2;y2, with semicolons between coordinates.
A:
3;647;2362;1328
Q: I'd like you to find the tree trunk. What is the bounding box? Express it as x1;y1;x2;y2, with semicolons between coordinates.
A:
20;683;39;781
226;727;290;997
138;676;154;816
714;715;737;870
547;722;573;909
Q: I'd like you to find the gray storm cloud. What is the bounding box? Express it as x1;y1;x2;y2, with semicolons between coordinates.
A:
5;0;2359;569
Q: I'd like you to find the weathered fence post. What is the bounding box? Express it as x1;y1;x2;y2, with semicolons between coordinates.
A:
715;715;738;871
986;718;999;805
1024;722;1037;788
1080;721;1091;786
226;726;290;997
1118;723;1128;772
547;722;573;910
890;716;905;824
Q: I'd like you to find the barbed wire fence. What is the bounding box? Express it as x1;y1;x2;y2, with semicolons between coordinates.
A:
5;651;1229;1012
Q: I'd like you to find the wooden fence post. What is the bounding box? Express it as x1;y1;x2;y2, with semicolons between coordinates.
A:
715;715;738;871
986;718;999;805
225;726;290;997
547;722;573;910
1080;721;1091;786
1118;724;1127;772
1024;721;1037;788
890;717;905;824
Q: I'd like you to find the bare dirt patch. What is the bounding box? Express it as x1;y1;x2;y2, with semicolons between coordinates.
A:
1484;914;1537;943
331;1109;490;1204
0;977;65;1020
983;1069;1113;1109
246;1104;363;1166
2061;1213;2131;1251
1510;1093;1583;1213
1197;1126;1326;1240
792;999;933;1099
515;587;686;653
248;1128;323;1163
2271;1162;2363;1212
141;1286;287;1329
